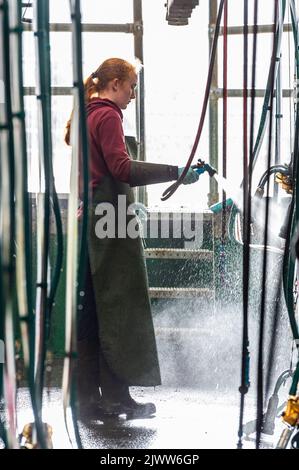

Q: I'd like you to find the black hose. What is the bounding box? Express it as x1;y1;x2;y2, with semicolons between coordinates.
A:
64;0;89;449
237;0;258;450
0;0;18;447
256;0;279;449
0;243;8;448
256;164;291;194
268;0;299;404
34;0;51;407
9;0;47;448
47;192;64;336
245;0;286;179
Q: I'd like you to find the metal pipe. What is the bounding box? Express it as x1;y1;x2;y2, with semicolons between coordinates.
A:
274;55;282;197
276;427;294;448
23;22;135;32
24;86;72;95
219;23;292;35
133;0;147;205
208;0;219;206
23;86;294;100
210;87;293;98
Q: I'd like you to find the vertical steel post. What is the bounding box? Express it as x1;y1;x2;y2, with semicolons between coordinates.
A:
133;0;147;205
274;56;282;198
209;0;219;205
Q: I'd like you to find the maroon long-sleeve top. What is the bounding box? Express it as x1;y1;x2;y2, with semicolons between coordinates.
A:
83;98;131;192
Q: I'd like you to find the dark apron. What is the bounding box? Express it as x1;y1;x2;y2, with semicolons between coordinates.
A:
87;175;161;386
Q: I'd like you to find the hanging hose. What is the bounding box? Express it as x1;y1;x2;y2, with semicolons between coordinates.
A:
237;0;251;449
255;164;292;196
47;193;64;330
274;46;282;199
264;0;299;449
0;225;8;448
256;0;279;449
10;0;33;386
242;0;286;181
281;0;299;355
32;0;61;448
33;0;51;412
219;0;228;288
161;0;225;201
0;0;20;449
9;0;48;448
61;0;89;449
43;3;64;342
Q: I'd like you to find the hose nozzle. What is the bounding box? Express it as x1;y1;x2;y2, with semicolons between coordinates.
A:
191;159;217;177
209;198;234;214
254;186;264;199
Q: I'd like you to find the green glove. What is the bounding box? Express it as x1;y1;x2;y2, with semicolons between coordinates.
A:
178;167;200;185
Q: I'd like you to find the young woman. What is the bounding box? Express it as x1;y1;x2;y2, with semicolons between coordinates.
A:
65;58;199;420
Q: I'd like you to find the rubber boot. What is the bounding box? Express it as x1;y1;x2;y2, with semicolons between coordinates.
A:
97;351;156;420
119;394;156;419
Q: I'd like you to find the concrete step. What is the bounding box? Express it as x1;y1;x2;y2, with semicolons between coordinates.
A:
149;287;215;299
145;248;213;260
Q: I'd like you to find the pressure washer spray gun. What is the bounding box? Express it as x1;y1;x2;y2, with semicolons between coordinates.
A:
192;159;234;214
191;158;217;177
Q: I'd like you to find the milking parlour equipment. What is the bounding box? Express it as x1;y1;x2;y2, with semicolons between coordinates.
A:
0;0;298;449
0;0;217;449
163;0;299;449
222;0;299;449
0;0;86;449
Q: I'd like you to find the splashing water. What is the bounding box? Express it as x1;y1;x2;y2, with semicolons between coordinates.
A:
212;174;243;210
212;174;287;245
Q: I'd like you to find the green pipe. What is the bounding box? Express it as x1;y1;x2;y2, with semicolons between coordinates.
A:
289;361;299;396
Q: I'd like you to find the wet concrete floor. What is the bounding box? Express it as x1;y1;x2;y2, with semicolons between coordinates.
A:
14;387;286;449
